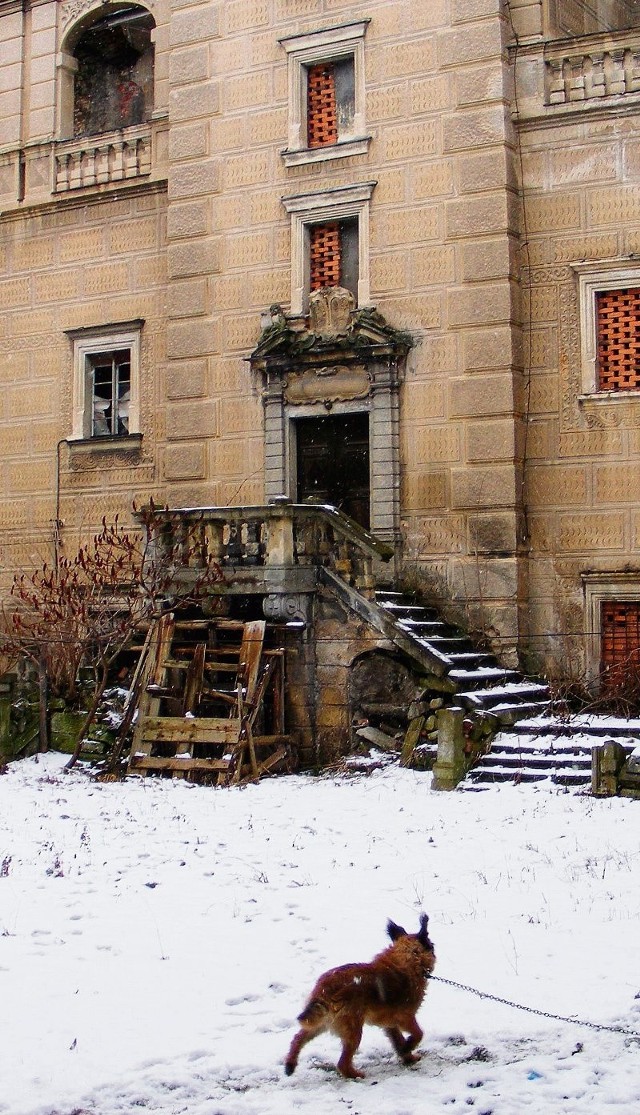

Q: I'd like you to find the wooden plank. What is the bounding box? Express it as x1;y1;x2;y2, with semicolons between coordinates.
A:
239;620;266;704
129;755;231;773
130;614;175;758
137;715;241;743
182;642;206;716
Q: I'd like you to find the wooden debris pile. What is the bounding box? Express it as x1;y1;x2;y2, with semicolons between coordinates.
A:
112;614;293;784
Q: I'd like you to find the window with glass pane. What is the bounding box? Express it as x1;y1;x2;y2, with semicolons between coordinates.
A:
87;350;131;436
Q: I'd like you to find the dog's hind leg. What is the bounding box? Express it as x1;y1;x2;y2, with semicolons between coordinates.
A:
336;1021;365;1079
284;1026;318;1076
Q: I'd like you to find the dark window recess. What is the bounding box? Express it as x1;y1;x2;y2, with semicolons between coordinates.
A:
73;5;154;137
306;57;355;148
596;288;640;391
296;412;370;529
309;218;358;300
601;600;640;694
87;349;131;436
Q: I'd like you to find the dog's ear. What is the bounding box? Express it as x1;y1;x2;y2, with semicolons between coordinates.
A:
387;919;407;941
417;913;433;951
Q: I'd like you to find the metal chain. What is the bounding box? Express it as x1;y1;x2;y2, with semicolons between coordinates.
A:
429;975;640;1038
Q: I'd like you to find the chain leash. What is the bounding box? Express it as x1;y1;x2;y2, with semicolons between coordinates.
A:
429;974;640;1039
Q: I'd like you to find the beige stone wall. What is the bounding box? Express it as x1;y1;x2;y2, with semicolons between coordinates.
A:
516;33;640;680
12;0;639;685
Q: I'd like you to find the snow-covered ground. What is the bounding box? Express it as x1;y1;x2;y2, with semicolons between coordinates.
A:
1;752;639;1115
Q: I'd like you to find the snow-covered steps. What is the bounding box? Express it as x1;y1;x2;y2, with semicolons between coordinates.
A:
468;733;594;786
374;589;551;730
466;723;639;788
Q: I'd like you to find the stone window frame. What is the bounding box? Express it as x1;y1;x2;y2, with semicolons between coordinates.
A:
66;320;144;444
573;260;640;399
582;572;640;688
279;20;370;168
282;182;376;315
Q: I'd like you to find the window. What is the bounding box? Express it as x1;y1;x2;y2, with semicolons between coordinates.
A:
595;288;640;392
601;600;640;694
309;218;359;300
280;21;369;167
67;321;143;442
573;262;640;396
59;4;155;140
547;0;640;37
583;573;640;690
282;182;375;314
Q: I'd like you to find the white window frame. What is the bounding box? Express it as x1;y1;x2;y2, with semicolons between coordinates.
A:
67;320;143;441
279;20;370;168
573;259;640;398
282;181;376;315
582;572;640;687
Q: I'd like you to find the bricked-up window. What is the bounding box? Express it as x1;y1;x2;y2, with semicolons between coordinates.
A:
72;5;154;137
596;288;640;391
306;58;355;149
601;600;640;693
309;218;359;299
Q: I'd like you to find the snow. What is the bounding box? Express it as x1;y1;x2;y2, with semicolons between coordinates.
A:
1;753;640;1115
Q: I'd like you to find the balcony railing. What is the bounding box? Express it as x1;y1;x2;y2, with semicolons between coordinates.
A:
53;125;152;193
545;37;640;105
145;500;394;601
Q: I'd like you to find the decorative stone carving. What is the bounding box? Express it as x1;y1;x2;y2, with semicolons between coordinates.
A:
61;0;157;33
309;286;355;337
263;593;310;623
284;365;371;405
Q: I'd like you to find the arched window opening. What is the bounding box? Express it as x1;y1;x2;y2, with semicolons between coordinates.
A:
550;0;640;36
72;5;154;137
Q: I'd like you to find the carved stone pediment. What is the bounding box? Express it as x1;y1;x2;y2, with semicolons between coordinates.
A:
308;287;355;337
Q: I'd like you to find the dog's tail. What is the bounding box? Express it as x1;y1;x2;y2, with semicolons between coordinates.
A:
298;999;327;1027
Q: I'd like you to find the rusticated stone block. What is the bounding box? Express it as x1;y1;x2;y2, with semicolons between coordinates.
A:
163;443;206;481
450;374;515;417
556;514;624;553
169;159;221;200
451;465;517;510
109;218;158;254
167;319;219;359
168;239;221;278
528;465;588;507
167;202;208;241
413;425;461;464
169;45;210;86
170;7;220;48
595;464;640;504
170;82;220;124
443;106;506;152
448;282;514;328
166;399;219;441
167;278;207;319
169;122;208;162
166;360;207;400
466;419;515;462
226;0;270;33
446;195;509;238
468;512;518;554
463;326;519;371
383;120;439;161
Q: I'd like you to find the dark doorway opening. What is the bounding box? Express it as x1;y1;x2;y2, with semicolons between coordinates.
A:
295;412;370;528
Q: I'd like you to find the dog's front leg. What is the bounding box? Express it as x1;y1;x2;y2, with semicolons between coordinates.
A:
399;1017;423;1065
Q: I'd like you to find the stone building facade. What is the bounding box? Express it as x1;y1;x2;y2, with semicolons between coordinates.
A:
1;0;639;694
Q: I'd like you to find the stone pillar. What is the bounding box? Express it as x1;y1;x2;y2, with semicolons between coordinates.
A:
432;706;466;790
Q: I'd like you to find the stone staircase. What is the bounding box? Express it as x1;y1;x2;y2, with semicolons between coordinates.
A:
375;589;550;725
467;715;640;787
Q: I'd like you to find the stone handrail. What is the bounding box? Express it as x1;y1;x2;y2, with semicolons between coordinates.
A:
146;500;393;600
54;124;152;193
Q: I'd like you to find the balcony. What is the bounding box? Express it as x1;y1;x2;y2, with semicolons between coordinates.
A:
53;123;153;194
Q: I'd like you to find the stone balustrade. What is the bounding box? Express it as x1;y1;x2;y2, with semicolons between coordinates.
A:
545;38;640;105
145;500;393;602
54;125;152;193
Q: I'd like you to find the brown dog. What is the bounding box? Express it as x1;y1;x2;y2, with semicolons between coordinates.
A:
284;914;435;1079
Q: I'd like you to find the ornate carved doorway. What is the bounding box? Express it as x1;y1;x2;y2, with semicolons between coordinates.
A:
295;412;370;528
